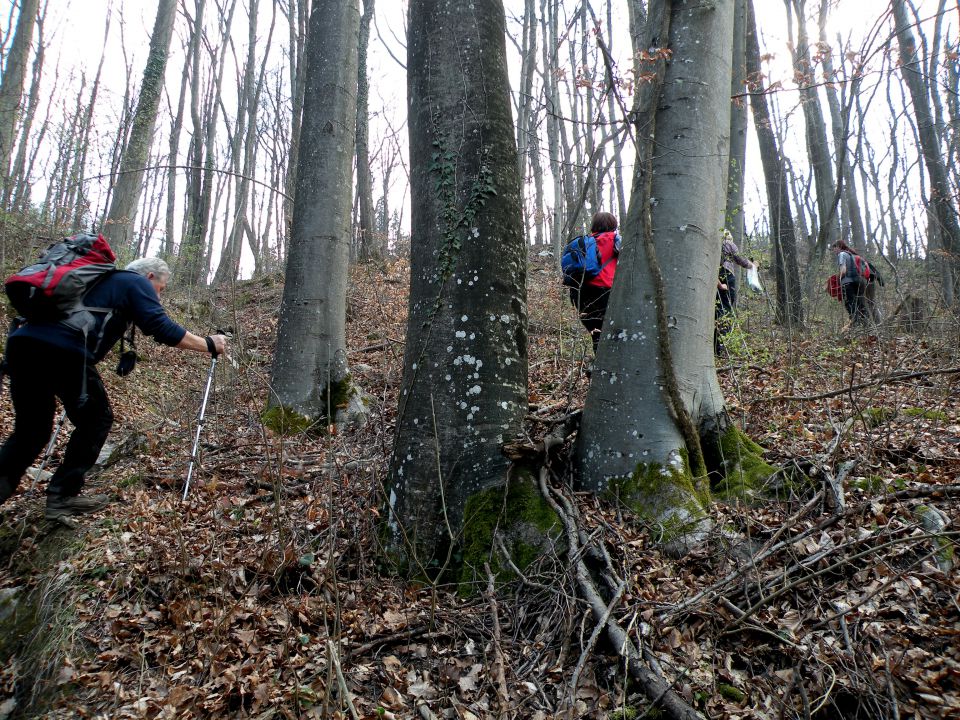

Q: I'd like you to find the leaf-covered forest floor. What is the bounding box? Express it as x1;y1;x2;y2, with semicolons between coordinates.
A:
1;255;958;720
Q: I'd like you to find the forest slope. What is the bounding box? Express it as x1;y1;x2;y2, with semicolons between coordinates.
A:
0;256;958;719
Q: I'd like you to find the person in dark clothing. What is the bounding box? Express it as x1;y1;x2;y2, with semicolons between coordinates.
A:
715;229;755;354
569;211;621;352
0;257;228;520
831;240;868;328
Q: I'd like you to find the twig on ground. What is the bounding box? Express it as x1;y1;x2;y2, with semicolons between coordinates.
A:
484;563;511;720
327;640;361;720
751;366;960;404
538;470;705;720
568;578;627;718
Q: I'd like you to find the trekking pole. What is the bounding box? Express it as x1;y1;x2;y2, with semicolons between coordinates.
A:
32;409;67;489
182;346;219;501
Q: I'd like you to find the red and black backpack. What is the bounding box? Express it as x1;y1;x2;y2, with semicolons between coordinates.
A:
4;233;117;323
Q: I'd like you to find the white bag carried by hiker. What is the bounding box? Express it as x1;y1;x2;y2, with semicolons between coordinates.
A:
746;263;763;294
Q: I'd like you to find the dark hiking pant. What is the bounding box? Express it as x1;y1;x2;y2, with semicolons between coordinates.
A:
715;268;738;354
0;337;113;499
570;284;611;353
842;280;868;326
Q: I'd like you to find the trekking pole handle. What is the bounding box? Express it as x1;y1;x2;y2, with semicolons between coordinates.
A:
204;335;219;359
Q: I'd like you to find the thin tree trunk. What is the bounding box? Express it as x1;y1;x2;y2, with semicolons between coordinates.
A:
0;0;40;193
102;0;177;255
746;0;802;325
164;33;190;258
725;0;748;245
818;4;866;250
5;9;43;212
787;0;841;260
892;0;960;305
355;0;376;262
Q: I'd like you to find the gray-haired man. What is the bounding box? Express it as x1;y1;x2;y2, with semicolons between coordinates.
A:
0;257;228;519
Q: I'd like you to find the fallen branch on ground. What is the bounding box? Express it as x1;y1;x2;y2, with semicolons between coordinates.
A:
751;366;960;403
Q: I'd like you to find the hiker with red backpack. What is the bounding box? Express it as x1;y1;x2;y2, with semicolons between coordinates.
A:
831;240;870;328
0;235;228;520
562;211;621;353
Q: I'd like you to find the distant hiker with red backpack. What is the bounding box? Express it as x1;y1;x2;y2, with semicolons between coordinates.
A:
562;211;620;352
0;235;228;520
831;240;870;328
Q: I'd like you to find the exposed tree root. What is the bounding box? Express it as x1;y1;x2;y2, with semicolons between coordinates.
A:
537;470;706;720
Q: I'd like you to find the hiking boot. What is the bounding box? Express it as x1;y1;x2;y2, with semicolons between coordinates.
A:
45;493;109;520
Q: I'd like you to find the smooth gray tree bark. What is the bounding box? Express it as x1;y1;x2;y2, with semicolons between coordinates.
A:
577;0;770;551
386;0;527;567
269;0;362;422
102;0;177;255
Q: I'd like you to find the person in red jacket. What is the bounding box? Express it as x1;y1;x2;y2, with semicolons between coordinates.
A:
569;211;620;352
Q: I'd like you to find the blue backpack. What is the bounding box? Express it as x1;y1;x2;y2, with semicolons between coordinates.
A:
561;234;604;288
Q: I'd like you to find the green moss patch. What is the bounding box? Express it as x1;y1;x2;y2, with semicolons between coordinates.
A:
849;475;887;493
459;472;563;591
860;406;897;428
902;407;949;422
710;426;776;500
318;374;355;420
605;451;710;547
718;683;747;702
261;405;318;436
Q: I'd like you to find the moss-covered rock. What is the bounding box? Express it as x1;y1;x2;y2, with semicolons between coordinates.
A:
711;426;776;500
459;471;563;591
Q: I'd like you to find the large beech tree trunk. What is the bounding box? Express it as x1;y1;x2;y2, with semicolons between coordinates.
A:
385;0;527;568
102;0;177;255
269;0;361;419
576;0;769;550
